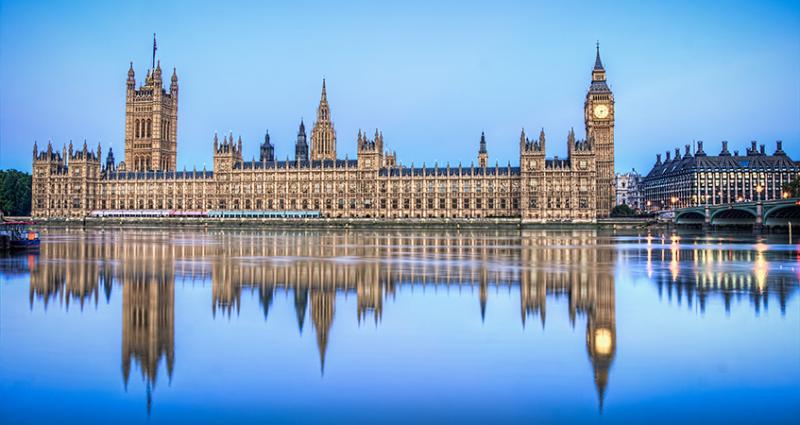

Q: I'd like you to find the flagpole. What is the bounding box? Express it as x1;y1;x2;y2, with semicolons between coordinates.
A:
152;33;157;69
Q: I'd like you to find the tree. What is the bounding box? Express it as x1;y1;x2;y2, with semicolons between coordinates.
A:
783;176;800;198
0;169;32;216
611;204;635;217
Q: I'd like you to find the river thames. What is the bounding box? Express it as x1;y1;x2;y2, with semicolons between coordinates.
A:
0;228;798;424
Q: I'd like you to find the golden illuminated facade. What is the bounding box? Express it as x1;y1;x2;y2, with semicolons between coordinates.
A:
31;46;615;222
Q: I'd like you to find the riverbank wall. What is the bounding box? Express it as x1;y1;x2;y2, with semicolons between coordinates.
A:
27;216;659;230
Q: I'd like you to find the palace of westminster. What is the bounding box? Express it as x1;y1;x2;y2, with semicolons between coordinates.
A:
31;46;616;221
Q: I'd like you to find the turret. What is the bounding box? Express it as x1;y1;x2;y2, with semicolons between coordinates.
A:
213;132;243;172
260;130;275;162
153;60;163;86
357;128;384;170
106;147;116;171
127;62;136;91
478;132;488;168
170;68;178;94
296;119;309;163
539;128;546;151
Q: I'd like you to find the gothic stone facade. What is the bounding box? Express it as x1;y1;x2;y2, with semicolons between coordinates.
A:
32;47;615;222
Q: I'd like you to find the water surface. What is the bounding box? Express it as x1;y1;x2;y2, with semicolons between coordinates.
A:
1;228;798;424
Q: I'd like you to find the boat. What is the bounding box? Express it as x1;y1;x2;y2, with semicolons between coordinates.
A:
0;221;40;251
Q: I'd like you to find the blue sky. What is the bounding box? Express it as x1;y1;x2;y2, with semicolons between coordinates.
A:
1;0;798;173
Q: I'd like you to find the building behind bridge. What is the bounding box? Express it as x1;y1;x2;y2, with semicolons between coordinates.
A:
615;169;643;211
642;140;799;210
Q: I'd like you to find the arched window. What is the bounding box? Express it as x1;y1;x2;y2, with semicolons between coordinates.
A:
135;119;140;138
147;119;152;137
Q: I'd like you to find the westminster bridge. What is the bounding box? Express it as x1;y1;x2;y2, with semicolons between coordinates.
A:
672;197;800;231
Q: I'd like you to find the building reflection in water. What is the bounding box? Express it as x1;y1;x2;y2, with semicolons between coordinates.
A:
21;229;798;412
634;236;798;314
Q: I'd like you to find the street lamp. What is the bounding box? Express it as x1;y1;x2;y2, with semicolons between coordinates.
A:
756;184;764;202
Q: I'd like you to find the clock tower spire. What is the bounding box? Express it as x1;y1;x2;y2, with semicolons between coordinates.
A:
585;42;615;217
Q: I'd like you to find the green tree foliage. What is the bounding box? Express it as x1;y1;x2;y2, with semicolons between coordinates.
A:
0;169;32;216
611;204;635;217
783;176;800;198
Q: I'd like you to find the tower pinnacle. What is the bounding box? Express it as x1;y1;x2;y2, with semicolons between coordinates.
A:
594;41;604;70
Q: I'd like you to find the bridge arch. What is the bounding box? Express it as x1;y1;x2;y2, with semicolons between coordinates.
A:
764;204;800;227
675;210;705;225
710;208;757;227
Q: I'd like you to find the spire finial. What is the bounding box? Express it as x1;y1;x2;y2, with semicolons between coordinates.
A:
321;78;327;101
594;41;604;70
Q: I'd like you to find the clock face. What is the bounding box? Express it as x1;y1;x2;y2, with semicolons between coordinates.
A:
593;104;609;119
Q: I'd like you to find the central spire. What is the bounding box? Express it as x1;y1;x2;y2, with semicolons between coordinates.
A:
310;79;337;161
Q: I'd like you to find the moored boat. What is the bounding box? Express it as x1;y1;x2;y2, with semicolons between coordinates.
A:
0;221;40;251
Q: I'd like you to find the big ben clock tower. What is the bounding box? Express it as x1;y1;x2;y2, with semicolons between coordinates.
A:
585;43;615;217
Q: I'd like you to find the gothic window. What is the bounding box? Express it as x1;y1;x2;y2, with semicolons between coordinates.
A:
135;119;140;138
147;119;152;137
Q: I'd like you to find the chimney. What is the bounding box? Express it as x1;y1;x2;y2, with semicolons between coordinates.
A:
674;148;681;160
750;140;757;154
775;140;785;155
666;151;671;161
734;150;739;156
759;144;765;155
656;153;662;165
696;140;705;155
685;144;691;157
721;140;730;156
